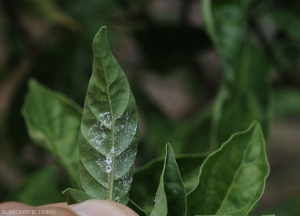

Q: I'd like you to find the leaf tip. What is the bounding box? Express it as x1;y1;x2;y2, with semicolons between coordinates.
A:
92;26;109;57
100;26;107;32
93;26;107;44
165;143;174;154
250;120;259;127
249;120;263;135
28;78;38;88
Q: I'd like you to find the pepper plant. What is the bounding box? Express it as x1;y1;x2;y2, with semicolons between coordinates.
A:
21;26;272;216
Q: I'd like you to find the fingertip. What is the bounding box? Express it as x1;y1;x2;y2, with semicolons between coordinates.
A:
69;200;138;216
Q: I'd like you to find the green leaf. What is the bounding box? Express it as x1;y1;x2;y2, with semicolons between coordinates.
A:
210;37;272;149
5;166;64;205
202;0;250;80
22;79;81;187
64;26;140;204
203;1;272;149
149;144;187;216
187;122;270;215
130;153;207;213
63;188;95;204
127;200;148;216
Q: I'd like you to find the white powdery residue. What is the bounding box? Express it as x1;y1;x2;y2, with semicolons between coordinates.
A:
99;111;110;118
113;186;121;200
105;165;112;174
99;111;112;128
114;196;120;202
105;156;112;165
96;158;103;168
88;128;93;136
88;123;99;136
110;147;115;154
91;132;104;148
102;120;112;128
105;155;112;174
124;110;131;121
89;123;106;150
105;148;115;174
91;138;101;146
121;176;133;189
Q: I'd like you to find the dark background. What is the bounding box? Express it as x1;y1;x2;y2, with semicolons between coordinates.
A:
1;0;300;215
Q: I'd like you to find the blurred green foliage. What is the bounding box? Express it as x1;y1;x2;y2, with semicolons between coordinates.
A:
1;0;300;214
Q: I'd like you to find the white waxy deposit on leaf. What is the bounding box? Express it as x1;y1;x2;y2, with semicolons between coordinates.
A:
63;26;140;205
106;166;112;174
105;155;112;174
99;112;112;128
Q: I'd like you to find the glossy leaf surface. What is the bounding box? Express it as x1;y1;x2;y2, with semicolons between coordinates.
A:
22;79;81;187
149;144;187;216
64;26;139;204
130;153;207;213
187;122;270;215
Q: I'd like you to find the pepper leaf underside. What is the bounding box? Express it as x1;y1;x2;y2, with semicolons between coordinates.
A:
64;26;140;205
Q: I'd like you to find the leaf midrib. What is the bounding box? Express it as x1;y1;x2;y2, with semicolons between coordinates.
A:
100;49;115;201
215;132;254;215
